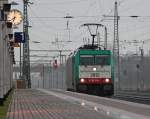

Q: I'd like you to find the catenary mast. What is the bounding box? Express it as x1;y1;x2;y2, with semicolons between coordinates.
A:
22;0;31;88
113;1;120;89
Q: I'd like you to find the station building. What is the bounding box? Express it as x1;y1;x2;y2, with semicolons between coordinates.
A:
0;0;14;105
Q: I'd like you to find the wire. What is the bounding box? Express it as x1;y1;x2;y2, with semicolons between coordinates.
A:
29;0;150;54
119;0;144;14
29;7;59;49
34;0;89;5
99;0;131;22
28;6;59;31
97;0;102;13
30;15;104;19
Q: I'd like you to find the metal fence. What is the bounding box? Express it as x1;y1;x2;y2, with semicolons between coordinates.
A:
30;64;66;90
16;54;150;94
119;56;150;92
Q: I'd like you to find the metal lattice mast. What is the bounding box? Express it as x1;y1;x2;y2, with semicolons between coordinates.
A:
113;1;120;89
22;0;31;88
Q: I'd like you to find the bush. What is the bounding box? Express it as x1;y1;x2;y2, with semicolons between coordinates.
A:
0;92;12;119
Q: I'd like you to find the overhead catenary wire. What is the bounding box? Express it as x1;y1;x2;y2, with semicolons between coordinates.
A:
119;0;144;14
28;6;68;52
28;9;57;31
96;0;150;51
28;0;150;55
34;0;89;5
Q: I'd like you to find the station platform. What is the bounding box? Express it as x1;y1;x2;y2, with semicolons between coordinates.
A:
6;89;150;119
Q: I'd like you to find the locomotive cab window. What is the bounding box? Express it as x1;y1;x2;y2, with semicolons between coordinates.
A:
95;55;110;65
80;55;110;65
80;55;94;65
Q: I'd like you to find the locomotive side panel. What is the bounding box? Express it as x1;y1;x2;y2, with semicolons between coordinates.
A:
66;57;73;90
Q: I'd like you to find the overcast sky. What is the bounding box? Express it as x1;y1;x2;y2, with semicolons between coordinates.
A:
9;0;150;63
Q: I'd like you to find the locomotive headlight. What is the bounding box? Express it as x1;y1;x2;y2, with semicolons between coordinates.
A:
105;78;110;83
80;78;85;83
93;67;97;71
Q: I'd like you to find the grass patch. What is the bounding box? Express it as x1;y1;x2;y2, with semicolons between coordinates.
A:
0;92;13;119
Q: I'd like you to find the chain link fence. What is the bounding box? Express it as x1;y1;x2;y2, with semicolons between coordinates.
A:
119;55;150;92
14;55;150;93
30;64;66;90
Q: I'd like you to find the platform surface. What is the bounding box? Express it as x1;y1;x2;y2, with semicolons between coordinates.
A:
6;89;113;119
45;89;150;117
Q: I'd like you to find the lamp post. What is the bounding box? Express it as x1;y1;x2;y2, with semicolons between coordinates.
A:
104;26;107;49
64;15;73;42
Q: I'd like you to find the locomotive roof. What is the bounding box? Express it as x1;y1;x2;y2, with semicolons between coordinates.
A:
68;45;111;58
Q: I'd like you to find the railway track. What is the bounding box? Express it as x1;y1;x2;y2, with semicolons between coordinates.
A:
50;89;150;105
40;89;150;118
113;91;150;105
66;90;150;105
60;89;150;105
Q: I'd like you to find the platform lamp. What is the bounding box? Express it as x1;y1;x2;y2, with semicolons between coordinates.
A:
3;3;11;11
11;1;19;6
1;1;19;20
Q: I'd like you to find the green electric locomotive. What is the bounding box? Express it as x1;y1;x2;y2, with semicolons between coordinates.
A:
66;45;114;96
